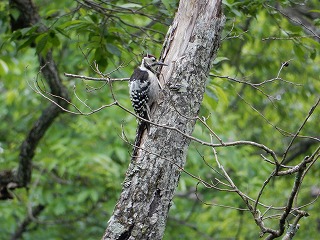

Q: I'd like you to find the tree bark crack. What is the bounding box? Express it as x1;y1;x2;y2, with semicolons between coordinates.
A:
117;224;134;240
148;188;161;218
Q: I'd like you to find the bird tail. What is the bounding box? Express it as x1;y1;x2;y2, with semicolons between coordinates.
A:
132;121;148;159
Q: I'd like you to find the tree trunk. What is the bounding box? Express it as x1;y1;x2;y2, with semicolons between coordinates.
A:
102;0;225;239
5;0;70;189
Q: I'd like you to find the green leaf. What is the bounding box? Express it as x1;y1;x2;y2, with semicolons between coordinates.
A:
35;33;49;54
54;27;70;38
90;190;99;202
45;9;60;18
206;86;219;102
54;201;66;215
77;190;90;202
314;19;320;26
309;9;320;13
20;25;39;36
106;43;121;57
17;35;36;51
118;3;142;9
10;8;20;21
0;59;9;75
310;48;317;60
48;30;60;47
213;57;229;65
161;0;170;11
114;147;127;162
79;7;87;16
10;30;22;40
5;90;18;105
293;44;304;60
58;20;88;30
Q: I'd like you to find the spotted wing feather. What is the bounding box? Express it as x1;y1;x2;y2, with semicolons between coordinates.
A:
129;68;150;121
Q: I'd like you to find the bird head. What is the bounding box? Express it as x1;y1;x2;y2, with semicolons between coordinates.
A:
141;54;167;73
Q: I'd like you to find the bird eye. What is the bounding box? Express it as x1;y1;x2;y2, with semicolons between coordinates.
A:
152;58;156;61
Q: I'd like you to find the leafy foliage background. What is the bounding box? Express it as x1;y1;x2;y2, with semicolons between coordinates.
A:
0;0;319;239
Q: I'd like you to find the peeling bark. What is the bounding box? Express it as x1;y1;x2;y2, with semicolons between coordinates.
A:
103;0;225;239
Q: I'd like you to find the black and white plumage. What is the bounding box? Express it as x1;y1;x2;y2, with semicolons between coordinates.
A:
129;54;167;158
129;54;166;126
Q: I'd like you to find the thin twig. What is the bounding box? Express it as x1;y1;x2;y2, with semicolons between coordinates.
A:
282;97;320;163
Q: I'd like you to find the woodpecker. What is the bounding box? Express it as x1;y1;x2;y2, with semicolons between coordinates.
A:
129;54;167;158
129;54;167;129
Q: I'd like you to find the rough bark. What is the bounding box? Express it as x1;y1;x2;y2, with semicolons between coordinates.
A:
102;0;225;239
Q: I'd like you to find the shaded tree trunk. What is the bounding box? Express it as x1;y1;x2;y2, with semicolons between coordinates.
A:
0;0;70;191
102;0;225;239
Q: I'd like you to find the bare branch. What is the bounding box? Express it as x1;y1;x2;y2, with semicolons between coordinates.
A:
282;97;320;163
11;205;45;240
265;3;320;42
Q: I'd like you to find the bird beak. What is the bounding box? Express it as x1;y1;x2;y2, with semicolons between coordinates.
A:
155;61;168;66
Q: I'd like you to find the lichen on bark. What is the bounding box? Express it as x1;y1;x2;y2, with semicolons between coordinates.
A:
103;1;225;239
